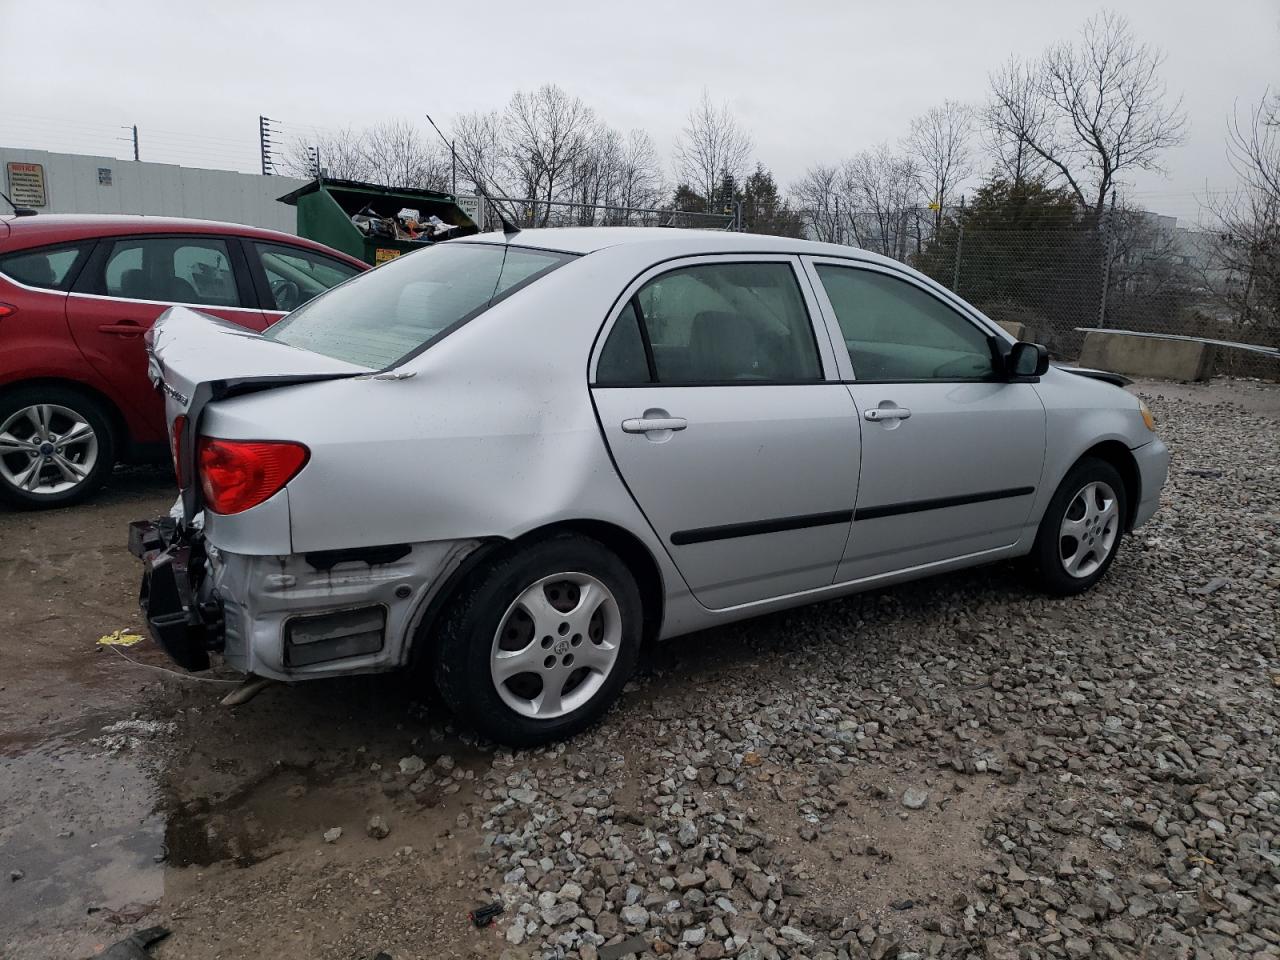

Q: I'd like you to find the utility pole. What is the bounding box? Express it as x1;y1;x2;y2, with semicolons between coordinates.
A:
424;113;457;197
1097;191;1117;328
952;196;966;294
119;125;139;161
259;116;277;175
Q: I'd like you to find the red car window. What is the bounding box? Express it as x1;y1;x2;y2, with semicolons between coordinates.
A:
0;243;92;291
102;237;242;307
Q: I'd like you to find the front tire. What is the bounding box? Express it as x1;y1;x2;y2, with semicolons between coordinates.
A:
1031;457;1127;595
0;386;116;509
432;534;642;746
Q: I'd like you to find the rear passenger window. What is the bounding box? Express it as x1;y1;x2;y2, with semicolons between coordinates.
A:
631;262;820;384
0;244;88;290
596;302;650;384
103;237;241;307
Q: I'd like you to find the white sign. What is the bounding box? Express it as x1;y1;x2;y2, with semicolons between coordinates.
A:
456;194;483;230
6;162;47;207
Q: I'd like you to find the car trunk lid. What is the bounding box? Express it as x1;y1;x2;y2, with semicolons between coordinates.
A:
147;306;370;519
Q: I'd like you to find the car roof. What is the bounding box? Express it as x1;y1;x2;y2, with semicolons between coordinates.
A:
0;213;366;267
455;226;905;269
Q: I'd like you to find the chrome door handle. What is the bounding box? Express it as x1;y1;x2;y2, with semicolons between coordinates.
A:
864;407;911;422
622;417;687;434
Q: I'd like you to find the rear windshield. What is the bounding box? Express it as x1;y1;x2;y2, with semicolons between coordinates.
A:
264;242;575;368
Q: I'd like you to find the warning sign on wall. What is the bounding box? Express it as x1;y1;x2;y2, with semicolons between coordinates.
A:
6;162;47;208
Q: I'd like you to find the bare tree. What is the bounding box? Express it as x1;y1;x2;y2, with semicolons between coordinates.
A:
452;109;519;223
559;125;666;226
362;120;450;190
906;100;974;228
279;126;372;181
790;163;843;242
985;11;1186;214
501;84;597;226
567;124;623;224
672;90;754;205
1206;92;1280;336
841;144;922;259
616;129;665;213
983;58;1054;185
453;110;504;193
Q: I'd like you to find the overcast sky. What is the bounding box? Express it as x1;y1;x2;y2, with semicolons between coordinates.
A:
2;0;1276;222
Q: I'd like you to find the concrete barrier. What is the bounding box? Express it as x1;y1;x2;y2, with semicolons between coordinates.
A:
1078;331;1218;381
996;320;1029;341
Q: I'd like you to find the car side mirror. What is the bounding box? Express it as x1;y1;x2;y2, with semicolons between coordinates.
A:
1007;341;1049;379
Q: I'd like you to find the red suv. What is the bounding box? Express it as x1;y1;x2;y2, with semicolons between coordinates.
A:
0;214;366;508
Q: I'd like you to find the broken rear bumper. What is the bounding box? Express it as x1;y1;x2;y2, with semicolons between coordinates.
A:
128;519;225;671
130;515;486;681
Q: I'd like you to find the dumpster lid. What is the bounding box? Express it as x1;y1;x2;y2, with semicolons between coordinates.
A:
276;177;461;207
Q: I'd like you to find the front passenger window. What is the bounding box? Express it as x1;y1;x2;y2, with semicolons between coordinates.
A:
253;242;360;312
816;265;994;381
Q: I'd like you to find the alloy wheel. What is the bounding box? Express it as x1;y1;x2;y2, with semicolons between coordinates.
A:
1058;480;1119;579
490;572;622;720
0;404;100;496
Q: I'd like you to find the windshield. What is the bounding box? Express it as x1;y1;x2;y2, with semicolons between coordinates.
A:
264;242;575;369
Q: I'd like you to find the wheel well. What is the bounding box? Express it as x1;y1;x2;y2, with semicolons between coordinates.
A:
409;520;666;673
0;378;129;458
512;520;666;647
1077;440;1141;530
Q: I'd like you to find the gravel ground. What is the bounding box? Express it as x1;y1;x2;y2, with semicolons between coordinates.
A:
2;379;1277;960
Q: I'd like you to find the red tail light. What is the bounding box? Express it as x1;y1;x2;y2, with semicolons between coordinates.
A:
170;415;188;488
197;437;309;515
0;303;16;319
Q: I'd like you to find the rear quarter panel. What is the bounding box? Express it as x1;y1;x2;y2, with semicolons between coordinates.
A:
197;248;688;606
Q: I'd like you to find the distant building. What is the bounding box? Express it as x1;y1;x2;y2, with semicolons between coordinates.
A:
0;147;306;233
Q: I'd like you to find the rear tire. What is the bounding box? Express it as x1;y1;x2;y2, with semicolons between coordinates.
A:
0;386;116;509
432;534;642;747
1031;457;1127;596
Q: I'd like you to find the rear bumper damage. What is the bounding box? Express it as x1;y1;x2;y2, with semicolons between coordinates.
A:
130;517;482;681
129;518;224;671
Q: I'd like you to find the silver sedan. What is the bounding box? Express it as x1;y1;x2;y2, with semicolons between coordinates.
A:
130;228;1168;745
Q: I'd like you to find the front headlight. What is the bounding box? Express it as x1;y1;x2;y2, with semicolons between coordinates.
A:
1139;400;1156;432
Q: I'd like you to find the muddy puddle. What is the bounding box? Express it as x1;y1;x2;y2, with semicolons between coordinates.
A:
0;734;166;959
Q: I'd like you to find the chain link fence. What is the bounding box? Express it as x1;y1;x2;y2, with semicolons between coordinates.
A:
801;204;1279;380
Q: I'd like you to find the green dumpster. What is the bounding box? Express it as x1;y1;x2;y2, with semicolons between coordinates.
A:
278;177;481;267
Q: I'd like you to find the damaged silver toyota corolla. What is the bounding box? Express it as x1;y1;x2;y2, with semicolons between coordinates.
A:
130;227;1168;745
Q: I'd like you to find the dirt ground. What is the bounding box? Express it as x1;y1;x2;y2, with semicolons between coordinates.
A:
0;377;1276;960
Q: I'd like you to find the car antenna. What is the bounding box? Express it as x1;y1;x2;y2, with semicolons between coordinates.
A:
423;112;519;240
475;185;521;240
0;189;37;217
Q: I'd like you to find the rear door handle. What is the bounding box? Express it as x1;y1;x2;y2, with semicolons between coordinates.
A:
98;321;145;337
864;407;911;422
622;417;687;434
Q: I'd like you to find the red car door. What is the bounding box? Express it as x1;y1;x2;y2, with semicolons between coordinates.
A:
65;234;269;444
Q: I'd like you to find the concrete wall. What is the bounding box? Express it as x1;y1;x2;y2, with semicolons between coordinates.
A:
1;147;306;233
996;320;1031;341
1078;331;1218;382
